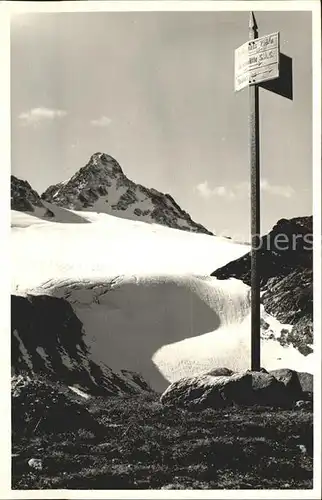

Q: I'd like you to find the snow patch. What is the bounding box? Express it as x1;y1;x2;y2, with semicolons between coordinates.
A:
261;306;293;340
35;347;52;371
68;386;91;399
60;347;78;370
13;329;33;371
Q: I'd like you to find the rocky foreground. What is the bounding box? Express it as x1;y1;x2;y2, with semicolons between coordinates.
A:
12;370;313;490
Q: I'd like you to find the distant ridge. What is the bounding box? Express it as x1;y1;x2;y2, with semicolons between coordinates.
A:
11;175;89;224
11;175;54;219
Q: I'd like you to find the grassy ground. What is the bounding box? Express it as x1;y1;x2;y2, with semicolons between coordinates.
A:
12;392;313;490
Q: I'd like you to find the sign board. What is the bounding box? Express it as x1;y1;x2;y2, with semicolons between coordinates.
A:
234;41;250;92
235;32;280;91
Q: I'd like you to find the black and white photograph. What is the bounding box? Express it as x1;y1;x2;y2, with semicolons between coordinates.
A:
1;0;321;496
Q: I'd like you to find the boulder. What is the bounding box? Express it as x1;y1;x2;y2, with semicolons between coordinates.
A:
160;371;289;409
245;370;288;406
269;369;303;398
160;373;250;409
12;375;103;437
297;372;313;395
269;369;313;401
28;458;43;471
295;400;313;410
204;367;234;377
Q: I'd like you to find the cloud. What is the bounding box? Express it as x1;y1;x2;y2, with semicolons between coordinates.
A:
213;186;236;199
18;107;67;125
90;116;112;127
195;181;235;200
195;178;295;201
195;181;212;199
260;178;295;198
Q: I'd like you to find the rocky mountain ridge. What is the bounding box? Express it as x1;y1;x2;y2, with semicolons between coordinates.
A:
212;216;312;285
11;175;54;219
41;152;213;235
212;216;313;356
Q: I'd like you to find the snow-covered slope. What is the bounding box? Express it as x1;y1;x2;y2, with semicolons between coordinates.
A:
11;210;314;393
41;153;213;235
11;210;245;290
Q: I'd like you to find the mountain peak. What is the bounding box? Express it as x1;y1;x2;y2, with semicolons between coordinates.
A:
41;153;213;235
70;152;124;181
87;152;124;174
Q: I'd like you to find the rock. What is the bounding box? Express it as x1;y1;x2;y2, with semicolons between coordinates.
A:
28;458;43;471
160;371;289;409
274;294;313;356
269;369;313;401
161;483;186;490
297;444;307;454
269;369;303;399
297;372;313;394
160;373;249;409
12;375;104;437
162;481;211;490
246;371;288;406
204;367;234;376
294;400;312;410
262;269;312;325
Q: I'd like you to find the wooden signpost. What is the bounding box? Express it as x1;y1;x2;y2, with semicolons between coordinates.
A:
234;12;292;372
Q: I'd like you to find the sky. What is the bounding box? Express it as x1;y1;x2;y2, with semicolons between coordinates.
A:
10;8;313;239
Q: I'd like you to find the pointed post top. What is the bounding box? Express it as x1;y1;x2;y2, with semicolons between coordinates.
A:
249;11;258;40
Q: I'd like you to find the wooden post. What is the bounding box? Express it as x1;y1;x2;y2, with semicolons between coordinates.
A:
249;11;261;372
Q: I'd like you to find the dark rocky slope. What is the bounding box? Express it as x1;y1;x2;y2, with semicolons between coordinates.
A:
41;152;213;235
11;175;54;218
11;294;153;397
211;216;313;355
